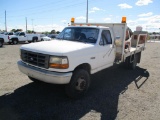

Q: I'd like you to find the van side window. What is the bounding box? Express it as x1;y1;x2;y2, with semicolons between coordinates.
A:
99;30;112;45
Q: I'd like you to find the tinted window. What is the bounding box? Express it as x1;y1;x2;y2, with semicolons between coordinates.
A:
8;33;13;35
19;32;25;36
100;30;112;45
57;27;99;43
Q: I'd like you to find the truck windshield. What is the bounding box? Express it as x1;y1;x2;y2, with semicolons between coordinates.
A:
57;27;99;43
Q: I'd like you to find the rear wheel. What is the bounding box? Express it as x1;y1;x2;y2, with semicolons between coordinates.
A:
129;55;137;70
32;37;37;42
124;55;137;70
0;41;3;47
12;39;18;44
65;69;90;99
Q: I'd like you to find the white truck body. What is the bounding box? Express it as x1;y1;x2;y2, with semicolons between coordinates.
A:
0;32;14;42
0;32;14;47
17;21;147;98
9;32;40;44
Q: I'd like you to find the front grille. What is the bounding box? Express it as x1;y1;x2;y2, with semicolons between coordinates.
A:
21;50;49;68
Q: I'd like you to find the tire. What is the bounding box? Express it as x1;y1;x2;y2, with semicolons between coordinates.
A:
129;55;137;70
12;39;18;44
41;38;44;41
124;56;130;68
124;55;137;70
65;69;90;99
0;41;3;47
32;37;37;42
28;76;41;83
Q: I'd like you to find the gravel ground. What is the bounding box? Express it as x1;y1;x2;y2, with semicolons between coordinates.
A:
0;41;160;120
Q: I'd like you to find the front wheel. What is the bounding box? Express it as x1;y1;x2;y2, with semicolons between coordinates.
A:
65;69;90;99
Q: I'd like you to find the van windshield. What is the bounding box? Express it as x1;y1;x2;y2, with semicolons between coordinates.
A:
57;27;99;43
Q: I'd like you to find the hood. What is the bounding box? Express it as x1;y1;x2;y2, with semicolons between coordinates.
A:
21;40;95;55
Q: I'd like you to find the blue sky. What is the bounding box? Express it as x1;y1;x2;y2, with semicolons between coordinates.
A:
0;0;159;32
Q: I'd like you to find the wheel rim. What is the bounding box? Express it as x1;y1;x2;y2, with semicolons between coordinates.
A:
14;40;17;44
33;39;36;42
75;76;86;91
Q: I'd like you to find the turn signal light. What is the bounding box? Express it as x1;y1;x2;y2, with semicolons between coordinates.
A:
49;63;69;69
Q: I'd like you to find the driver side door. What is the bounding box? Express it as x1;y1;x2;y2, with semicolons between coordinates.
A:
18;32;27;41
98;29;115;68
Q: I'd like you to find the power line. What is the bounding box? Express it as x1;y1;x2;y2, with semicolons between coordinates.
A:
6;1;91;18
4;0;79;13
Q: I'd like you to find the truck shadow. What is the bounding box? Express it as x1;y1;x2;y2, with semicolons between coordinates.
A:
0;65;149;120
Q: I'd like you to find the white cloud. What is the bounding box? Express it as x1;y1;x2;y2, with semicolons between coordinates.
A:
92;7;100;11
138;12;153;17
118;3;132;9
138;17;149;21
89;11;95;13
128;15;160;32
61;20;67;23
89;7;104;13
103;18;111;22
76;16;86;20
7;24;65;32
136;0;153;6
88;19;94;21
137;15;160;22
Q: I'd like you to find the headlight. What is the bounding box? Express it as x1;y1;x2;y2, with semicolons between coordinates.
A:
49;56;69;69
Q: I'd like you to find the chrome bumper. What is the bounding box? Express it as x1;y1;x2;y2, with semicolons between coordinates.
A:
17;61;72;84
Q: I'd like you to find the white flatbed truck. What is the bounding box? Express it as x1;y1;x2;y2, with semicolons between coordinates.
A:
17;17;147;98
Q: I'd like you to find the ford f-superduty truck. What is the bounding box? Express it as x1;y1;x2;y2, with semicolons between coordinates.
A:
17;17;147;98
9;32;40;44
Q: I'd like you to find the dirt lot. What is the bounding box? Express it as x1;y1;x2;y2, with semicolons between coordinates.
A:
0;41;160;120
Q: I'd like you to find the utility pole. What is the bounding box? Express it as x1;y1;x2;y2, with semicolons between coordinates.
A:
5;10;7;32
26;17;27;33
86;0;88;23
31;19;34;32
